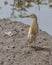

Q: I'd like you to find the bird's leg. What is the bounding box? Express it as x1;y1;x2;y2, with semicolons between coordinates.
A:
31;37;36;47
26;40;31;47
27;38;34;47
24;38;31;47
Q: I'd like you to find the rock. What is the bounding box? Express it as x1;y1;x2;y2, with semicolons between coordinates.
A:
0;19;52;65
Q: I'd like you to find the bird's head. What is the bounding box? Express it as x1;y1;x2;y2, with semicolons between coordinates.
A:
22;14;37;21
28;14;37;18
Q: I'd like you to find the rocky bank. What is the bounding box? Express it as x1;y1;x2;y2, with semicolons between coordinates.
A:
0;19;52;65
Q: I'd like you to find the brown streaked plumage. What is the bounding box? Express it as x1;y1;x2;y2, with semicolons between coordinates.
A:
27;14;39;47
22;14;39;47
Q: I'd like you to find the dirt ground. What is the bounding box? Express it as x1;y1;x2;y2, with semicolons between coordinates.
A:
0;19;52;65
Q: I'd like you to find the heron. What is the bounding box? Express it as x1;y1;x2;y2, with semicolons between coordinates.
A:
22;14;39;47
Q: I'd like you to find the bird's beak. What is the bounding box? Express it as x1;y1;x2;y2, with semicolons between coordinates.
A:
22;15;31;18
21;15;30;18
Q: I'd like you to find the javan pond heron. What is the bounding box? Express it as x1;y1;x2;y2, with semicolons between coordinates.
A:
22;14;39;47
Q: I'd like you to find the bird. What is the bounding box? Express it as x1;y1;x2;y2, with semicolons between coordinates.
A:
22;14;39;47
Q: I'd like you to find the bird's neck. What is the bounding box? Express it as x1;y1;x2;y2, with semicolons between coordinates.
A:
32;18;37;23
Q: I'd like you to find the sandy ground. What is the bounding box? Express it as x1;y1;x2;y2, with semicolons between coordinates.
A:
0;19;52;65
